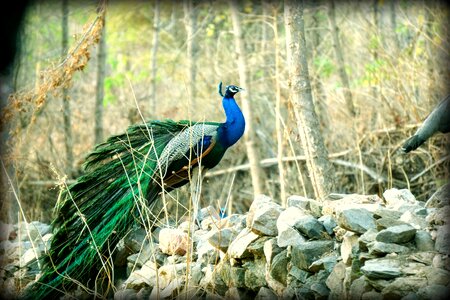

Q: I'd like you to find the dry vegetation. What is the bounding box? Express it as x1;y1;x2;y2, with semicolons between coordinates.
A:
1;0;449;223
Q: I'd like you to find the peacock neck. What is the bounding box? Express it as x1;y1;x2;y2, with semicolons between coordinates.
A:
219;96;246;148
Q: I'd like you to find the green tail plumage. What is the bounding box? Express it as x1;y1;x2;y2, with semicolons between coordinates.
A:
24;120;189;299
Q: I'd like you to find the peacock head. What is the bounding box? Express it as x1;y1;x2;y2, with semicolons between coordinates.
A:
218;82;244;98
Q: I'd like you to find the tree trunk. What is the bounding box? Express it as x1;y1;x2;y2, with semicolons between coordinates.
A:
184;0;197;105
284;0;335;200
62;0;74;175
150;0;160;115
230;0;263;196
94;5;106;145
389;0;400;52
328;0;356;117
272;6;287;206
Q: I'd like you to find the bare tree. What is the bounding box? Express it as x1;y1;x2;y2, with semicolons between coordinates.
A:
62;0;74;175
284;0;335;200
230;0;263;196
150;0;160;115
328;0;356;117
184;0;197;105
94;4;106;145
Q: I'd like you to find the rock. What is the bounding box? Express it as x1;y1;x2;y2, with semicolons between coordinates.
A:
291;240;334;270
375;217;407;230
263;238;283;265
294;215;326;239
269;250;289;284
426;205;450;226
322;194;383;215
114;289;137;300
337;208;376;234
417;284;450;300
17;221;51;242
435;225;450;254
244;259;266;291
348;276;371;300
383;188;418;209
125;261;158;289
415;230;434;251
310;282;330;300
432;253;450;271
207;228;238;252
228;228;259;259
400;211;428;230
136;288;151;299
277;206;307;229
341;232;359;265
308;255;338;273
376;224;417;244
318;215;337;235
248;236;271;257
373;208;403;220
326;261;346;299
368;241;410;256
361;259;402;279
124;227;148;253
381;276;427;299
247;195;283;236
359;228;378;252
255;287;277;300
277;226;306;248
159;228;190;256
425;183;450;208
361;290;382;300
199;205;221;222
217;263;245;288
424;266;450;286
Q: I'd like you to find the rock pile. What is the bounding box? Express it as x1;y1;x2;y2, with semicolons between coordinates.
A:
1;185;449;299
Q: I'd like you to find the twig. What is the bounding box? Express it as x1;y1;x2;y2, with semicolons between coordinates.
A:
331;159;387;183
410;155;450;182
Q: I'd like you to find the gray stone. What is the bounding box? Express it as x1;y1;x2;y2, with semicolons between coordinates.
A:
207;227;237;252
318;215;337;235
124;227;148;253
417;284;450;300
322;194;383;216
277;226;306;248
294;215;326;239
310;282;330;300
125;261;158;289
114;289;137;300
263;238;283;265
287;195;312;210
362;290;382;300
291;240;334;270
424;266;450;286
415;230;434;251
255;287;277;300
247;195;282;236
425;183;450;208
17;221;51;242
426;205;450;226
381;276;427;299
288;265;311;284
383;188;418;208
308;255;338;273
337;208;376;234
269;250;289;284
361;258;402;279
228;228;259;259
159;228;190;256
368;241;410;256
244;259;266;291
341;231;359;265
358;228;378;252
375;217;407;230
348;276;371;300
373;208;403;220
435;225;450;254
400;211;428;230
248;236;271;257
376;224;417;244
326;261;346;299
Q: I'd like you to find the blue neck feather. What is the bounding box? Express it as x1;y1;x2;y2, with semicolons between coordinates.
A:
218;96;246;148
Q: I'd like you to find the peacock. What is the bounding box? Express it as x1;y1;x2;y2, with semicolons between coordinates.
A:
402;95;450;153
22;82;245;299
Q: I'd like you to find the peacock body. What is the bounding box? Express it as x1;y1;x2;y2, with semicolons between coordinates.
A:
23;83;245;299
